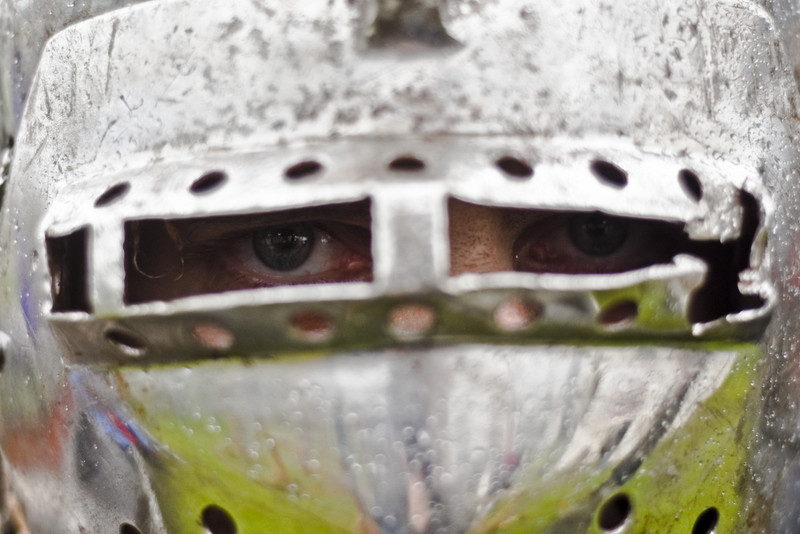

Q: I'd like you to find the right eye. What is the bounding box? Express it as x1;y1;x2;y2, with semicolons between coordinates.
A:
252;223;316;271
123;201;373;303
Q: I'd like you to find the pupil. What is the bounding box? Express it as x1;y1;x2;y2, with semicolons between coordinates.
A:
568;212;629;256
253;223;315;271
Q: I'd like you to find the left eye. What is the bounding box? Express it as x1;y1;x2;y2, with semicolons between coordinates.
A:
512;211;683;274
252;223;317;272
123;202;373;303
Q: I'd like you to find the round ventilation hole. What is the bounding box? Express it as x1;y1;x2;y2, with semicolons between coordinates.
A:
201;504;237;534
388;155;426;172
493;298;540;331
290;310;335;342
119;523;142;534
192;323;235;351
0;332;10;373
495;155;534;179
678;169;703;201
190;170;227;194
95;182;130;207
598;300;638;326
104;327;147;358
590;160;628;187
285;160;323;180
388;303;436;338
691;507;719;534
597;493;632;531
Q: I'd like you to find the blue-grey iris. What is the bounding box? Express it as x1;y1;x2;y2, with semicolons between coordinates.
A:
568;212;629;256
253;223;316;271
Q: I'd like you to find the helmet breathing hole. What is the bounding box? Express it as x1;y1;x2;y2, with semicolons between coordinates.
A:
495;155;534;179
290;310;335;342
284;160;323;180
388;155;426;172
590;160;628;188
201;504;237;534
493;298;540;331
119;523;142;534
597;493;632;531
388;303;436;338
104;327;147;358
190;171;227;194
597;300;638;326
679;169;703;201
691;507;719;534
192;323;235;351
95;182;130;207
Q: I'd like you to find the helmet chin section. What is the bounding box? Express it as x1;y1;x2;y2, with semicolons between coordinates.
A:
67;344;754;533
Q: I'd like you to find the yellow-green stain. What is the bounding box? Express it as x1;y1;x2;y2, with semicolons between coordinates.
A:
594;282;689;331
142;417;362;533
476;346;761;533
116;344;761;533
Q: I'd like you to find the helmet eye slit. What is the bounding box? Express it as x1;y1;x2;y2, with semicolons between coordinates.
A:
121;199;373;304
446;197;763;324
46;227;92;313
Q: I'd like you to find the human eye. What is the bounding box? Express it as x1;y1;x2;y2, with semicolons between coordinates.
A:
224;220;373;287
123;202;373;304
511;211;686;275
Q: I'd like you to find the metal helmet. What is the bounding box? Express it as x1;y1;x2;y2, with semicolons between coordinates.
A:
0;0;799;532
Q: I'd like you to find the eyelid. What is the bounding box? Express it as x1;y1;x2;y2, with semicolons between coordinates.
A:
175;207;372;250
